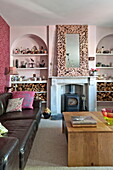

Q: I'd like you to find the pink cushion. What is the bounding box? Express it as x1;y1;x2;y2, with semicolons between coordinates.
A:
12;91;35;109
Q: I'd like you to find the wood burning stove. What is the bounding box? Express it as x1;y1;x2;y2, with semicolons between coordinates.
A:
62;93;80;112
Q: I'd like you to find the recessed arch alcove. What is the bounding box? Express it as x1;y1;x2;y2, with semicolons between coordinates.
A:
96;34;113;52
10;34;48;68
96;34;113;69
10;34;48;79
96;34;113;111
11;34;47;53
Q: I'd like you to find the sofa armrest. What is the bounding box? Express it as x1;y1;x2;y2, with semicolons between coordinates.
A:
0;93;12;116
0;137;19;170
33;99;42;109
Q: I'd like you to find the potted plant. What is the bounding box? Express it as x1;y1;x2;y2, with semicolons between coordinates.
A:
90;68;99;76
43;107;51;119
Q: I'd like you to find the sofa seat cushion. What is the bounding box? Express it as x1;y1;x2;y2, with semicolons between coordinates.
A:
2;119;37;169
0;137;19;170
0;107;41;122
2;119;37;141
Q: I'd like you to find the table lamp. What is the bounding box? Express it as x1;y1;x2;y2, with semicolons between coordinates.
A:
8;67;18;75
5;67;18;92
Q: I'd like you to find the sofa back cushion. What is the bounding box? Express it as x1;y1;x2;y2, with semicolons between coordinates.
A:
0;93;12;115
6;98;24;112
12;91;35;109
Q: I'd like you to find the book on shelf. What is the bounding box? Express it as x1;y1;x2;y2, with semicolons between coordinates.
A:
71;116;97;127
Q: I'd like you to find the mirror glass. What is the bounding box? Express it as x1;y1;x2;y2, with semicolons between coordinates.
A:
66;34;80;68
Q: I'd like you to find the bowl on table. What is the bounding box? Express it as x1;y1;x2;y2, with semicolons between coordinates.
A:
101;108;113;125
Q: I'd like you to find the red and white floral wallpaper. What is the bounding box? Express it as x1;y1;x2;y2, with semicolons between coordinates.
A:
0;16;10;93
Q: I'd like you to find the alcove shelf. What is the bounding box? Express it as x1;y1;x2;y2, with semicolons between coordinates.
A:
96;53;113;56
10;34;49;107
96;67;113;69
96;80;113;82
12;54;48;56
96;34;113;111
17;67;48;70
11;80;47;84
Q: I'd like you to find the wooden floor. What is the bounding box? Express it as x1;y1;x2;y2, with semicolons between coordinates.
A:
63;111;113;167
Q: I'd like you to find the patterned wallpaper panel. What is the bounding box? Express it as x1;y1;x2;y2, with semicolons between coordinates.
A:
0;16;10;93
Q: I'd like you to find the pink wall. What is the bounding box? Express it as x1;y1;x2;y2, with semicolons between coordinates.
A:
0;16;10;93
10;25;113;78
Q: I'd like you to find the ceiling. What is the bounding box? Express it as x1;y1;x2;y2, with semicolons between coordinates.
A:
1;0;113;27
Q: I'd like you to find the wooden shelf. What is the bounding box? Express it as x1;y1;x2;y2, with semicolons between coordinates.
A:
97;91;113;92
41;101;47;103
17;67;48;70
96;80;113;82
11;80;47;84
11;54;48;56
96;67;113;69
96;53;113;56
35;91;47;94
97;101;113;102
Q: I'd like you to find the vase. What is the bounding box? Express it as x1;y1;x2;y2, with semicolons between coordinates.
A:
93;72;97;76
43;112;51;119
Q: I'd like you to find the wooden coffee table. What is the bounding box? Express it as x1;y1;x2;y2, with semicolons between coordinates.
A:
62;111;113;167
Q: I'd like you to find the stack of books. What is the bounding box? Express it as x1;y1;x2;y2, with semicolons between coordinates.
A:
71;116;97;127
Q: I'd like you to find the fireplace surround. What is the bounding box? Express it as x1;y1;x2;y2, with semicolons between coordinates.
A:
51;76;96;114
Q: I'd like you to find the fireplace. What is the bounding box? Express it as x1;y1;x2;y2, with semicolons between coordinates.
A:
62;93;80;112
51;76;96;114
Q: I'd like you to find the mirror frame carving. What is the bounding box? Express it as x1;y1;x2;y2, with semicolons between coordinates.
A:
56;25;89;76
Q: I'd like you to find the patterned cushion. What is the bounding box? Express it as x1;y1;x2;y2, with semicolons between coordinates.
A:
12;91;35;109
6;98;23;112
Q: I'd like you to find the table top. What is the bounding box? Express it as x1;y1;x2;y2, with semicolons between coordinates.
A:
63;111;113;133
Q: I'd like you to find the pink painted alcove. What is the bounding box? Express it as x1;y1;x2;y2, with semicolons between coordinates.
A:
10;34;48;78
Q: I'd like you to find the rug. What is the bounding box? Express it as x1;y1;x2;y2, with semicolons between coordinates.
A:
25;119;113;170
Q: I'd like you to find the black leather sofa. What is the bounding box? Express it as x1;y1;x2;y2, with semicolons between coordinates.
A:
0;92;42;170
